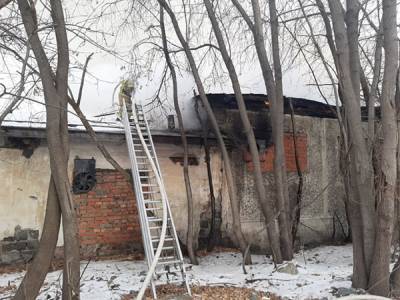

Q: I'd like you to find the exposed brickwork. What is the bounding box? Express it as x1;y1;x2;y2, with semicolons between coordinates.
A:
244;133;308;172
74;169;142;257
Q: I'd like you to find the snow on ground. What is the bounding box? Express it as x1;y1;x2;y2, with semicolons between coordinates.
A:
0;244;353;299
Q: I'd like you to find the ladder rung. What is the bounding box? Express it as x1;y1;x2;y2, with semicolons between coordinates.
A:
158;256;176;262
159;246;175;251
148;217;170;222
145;200;162;204
148;224;171;230
157;259;182;265
152;237;173;242
133;141;150;145
137;157;154;161
140;175;156;179
149;226;170;230
146;207;162;211
134;147;153;152
142;191;160;194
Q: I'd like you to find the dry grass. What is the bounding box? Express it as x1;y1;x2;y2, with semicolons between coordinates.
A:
122;284;279;300
0;283;16;294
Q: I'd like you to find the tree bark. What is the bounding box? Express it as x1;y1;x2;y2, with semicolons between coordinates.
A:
232;0;292;261
368;0;398;296
13;177;61;300
160;7;198;265
17;0;80;298
391;62;400;297
288;99;303;243
328;0;376;288
203;0;281;263
194;100;217;251
268;0;293;261
158;0;251;264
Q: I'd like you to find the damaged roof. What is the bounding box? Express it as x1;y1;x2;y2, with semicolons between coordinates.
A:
0;124;211;148
197;93;338;119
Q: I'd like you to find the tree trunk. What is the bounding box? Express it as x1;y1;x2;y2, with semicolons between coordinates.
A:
160;7;198;265
368;0;398;296
194;101;217;251
391;64;400;297
158;0;251;264
288;99;303;243
13;177;61;300
203;0;281;263
231;0;294;261
268;0;293;260
328;0;376;289
17;1;80;298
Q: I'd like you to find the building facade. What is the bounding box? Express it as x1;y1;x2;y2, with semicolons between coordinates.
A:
0;95;347;263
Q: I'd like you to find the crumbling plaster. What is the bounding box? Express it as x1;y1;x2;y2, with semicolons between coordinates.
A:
0;114;346;251
220;115;346;251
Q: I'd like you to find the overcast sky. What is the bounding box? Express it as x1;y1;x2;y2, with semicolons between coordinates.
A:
0;0;329;130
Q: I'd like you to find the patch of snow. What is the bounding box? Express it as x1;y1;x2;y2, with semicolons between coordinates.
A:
0;244;353;299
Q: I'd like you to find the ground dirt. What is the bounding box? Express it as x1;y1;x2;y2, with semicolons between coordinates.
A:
122;285;278;299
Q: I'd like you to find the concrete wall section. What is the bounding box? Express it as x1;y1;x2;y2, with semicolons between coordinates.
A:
0;114;346;252
220;116;346;251
0;139;219;251
0;147;49;239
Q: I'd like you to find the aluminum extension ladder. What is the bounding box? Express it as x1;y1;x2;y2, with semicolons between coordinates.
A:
121;101;191;299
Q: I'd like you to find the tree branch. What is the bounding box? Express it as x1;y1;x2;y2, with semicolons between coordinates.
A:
77;53;93;106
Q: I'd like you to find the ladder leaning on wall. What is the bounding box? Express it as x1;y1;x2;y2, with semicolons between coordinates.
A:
120;100;191;299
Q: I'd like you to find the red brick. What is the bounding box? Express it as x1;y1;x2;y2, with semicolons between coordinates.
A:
244;133;308;173
74;169;142;254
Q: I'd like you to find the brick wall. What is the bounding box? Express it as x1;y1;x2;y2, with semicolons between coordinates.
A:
74;169;142;257
244;133;307;172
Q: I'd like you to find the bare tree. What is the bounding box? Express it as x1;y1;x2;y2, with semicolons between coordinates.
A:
17;0;80;297
296;0;399;295
368;0;398;295
157;0;252;264
231;0;293;260
160;6;198;265
203;0;282;263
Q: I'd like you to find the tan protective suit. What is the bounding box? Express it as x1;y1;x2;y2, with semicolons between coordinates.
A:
118;79;135;118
